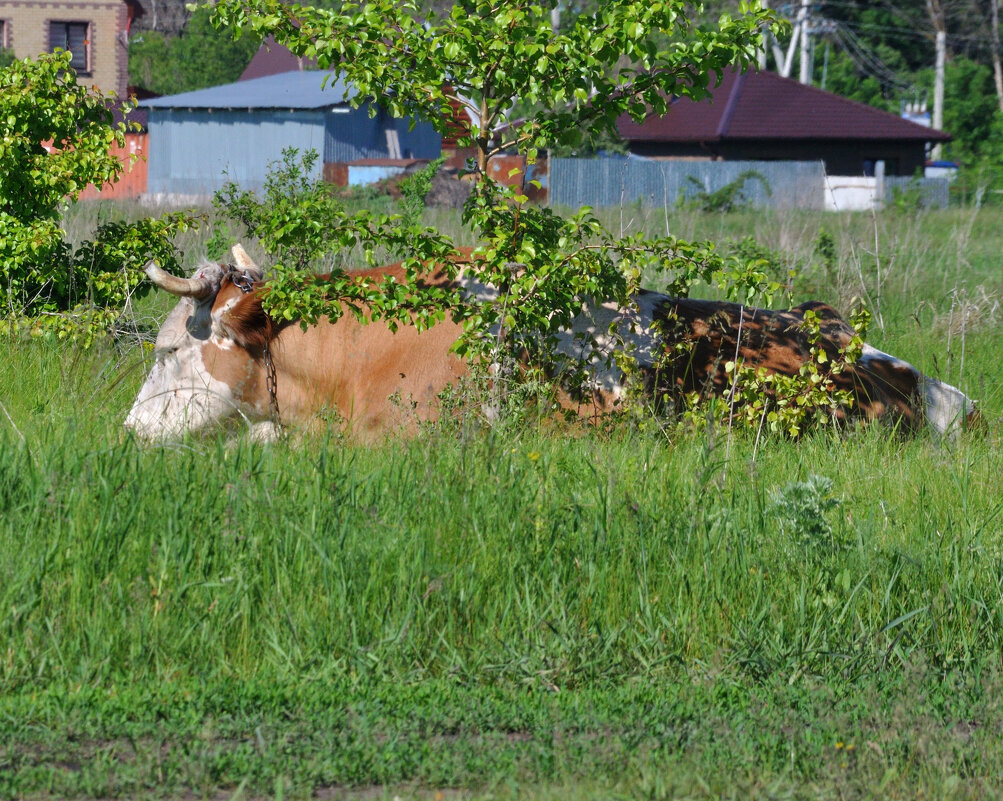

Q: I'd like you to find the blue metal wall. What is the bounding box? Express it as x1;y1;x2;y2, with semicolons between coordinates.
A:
325;102;441;162
325;106;383;162
392;115;441;159
347;164;409;186
147;109;327;196
147;103;441;196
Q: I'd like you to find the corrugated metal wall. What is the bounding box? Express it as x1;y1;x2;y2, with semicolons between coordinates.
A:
325;103;441;162
147;109;327;196
549;157;951;210
550;157;827;210
78;133;148;200
884;176;950;208
146;104;442;196
325;106;383;162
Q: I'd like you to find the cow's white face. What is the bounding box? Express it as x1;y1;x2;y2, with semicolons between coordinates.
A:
859;344;977;434
920;375;978;433
125;262;258;440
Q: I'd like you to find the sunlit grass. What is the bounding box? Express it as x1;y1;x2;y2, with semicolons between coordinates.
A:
0;202;1000;797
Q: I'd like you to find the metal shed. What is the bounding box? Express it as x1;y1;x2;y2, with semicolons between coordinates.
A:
139;71;441;198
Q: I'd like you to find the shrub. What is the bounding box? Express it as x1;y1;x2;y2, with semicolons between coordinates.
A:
0;52;193;343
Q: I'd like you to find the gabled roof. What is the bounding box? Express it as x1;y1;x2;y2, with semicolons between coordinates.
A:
240;37;318;82
138;70;355;111
618;67;951;143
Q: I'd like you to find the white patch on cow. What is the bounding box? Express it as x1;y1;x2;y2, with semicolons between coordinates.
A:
124;344;247;439
248;421;281;443
859;343;916;374
918;376;977;434
211;295;240;344
549;292;662;401
860;343;975;433
457;273;664;402
456;271;499;304
210;336;235;351
156;297;197;351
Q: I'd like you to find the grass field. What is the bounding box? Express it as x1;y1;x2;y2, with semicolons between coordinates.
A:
0;202;1001;799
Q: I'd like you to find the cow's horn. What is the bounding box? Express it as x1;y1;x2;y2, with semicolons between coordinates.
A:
143;260;215;298
231;244;263;280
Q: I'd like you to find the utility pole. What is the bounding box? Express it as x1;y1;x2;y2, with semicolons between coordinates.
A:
799;0;812;85
932;29;945;160
764;0;822;81
759;0;770;69
991;0;1003;111
769;2;803;78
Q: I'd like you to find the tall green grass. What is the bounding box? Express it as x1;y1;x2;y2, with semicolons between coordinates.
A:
1;202;1000;797
0;413;1000;692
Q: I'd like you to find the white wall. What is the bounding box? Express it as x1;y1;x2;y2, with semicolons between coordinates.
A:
823;176;880;211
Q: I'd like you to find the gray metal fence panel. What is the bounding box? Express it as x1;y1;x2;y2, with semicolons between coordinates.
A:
550;157;951;211
884;176;950;209
549;157;827;210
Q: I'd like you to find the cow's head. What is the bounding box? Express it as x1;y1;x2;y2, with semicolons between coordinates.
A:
125;245;270;440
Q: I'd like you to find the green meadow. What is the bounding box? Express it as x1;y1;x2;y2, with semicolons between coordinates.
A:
0;202;1001;799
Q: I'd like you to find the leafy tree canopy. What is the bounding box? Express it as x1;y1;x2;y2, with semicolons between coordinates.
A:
129;7;260;95
0;52;192;340
198;0;790;388
209;0;777;172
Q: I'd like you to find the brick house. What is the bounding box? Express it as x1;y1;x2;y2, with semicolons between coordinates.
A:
0;0;143;98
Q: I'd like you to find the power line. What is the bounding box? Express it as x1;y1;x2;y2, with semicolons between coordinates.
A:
767;2;921;92
831;22;914;91
816;1;995;47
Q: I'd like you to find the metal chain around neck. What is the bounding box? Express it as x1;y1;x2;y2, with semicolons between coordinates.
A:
262;340;282;433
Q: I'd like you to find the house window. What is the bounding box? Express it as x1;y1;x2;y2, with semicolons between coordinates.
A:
0;19;9;50
49;21;90;74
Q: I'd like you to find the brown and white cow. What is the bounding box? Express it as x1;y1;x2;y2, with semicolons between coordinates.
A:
124;246;978;440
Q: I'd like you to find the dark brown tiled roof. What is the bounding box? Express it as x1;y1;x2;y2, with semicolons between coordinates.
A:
618;67;950;143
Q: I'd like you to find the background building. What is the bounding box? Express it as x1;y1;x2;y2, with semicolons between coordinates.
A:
0;0;142;97
617;67;950;177
139;70;442;198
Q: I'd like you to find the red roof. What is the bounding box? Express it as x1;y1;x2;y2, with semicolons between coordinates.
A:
240;37;318;82
618;67;950;143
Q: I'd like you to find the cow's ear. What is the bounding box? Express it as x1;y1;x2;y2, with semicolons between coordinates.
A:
217;293;274;352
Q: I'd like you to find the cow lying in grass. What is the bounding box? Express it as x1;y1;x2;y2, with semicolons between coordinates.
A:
125;246;978;440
